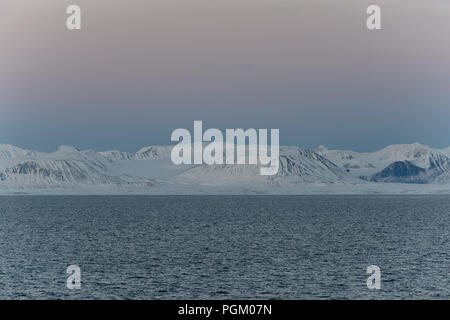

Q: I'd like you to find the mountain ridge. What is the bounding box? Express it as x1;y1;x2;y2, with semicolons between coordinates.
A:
1;143;450;194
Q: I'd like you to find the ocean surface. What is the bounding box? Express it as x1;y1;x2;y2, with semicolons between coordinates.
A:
0;195;449;299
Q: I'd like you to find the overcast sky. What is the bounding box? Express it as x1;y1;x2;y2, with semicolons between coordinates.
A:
1;0;450;152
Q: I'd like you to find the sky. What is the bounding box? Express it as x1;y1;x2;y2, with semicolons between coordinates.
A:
1;0;450;152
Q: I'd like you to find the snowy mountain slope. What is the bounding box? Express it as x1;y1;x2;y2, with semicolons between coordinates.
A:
3;159;116;188
1;143;450;194
134;146;172;160
441;147;450;157
314;145;375;174
316;143;450;184
99;146;172;161
175;147;354;185
369;161;428;184
370;143;449;169
97;150;135;161
0;144;43;161
0;144;356;191
0;145;156;190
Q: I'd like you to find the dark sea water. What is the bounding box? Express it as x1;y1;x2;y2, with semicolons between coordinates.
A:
0;195;449;300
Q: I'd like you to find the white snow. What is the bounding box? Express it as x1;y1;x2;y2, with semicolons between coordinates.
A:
316;142;450;180
1;143;450;195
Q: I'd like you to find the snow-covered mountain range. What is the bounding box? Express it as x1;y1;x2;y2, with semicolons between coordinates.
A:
315;143;450;184
1;143;450;194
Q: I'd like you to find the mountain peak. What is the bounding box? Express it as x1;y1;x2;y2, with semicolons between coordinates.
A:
0;144;24;151
314;145;328;153
382;142;429;150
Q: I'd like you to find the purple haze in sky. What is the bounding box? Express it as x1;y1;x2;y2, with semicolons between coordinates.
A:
1;0;450;152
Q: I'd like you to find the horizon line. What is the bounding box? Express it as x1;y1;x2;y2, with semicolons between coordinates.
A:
1;141;449;155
